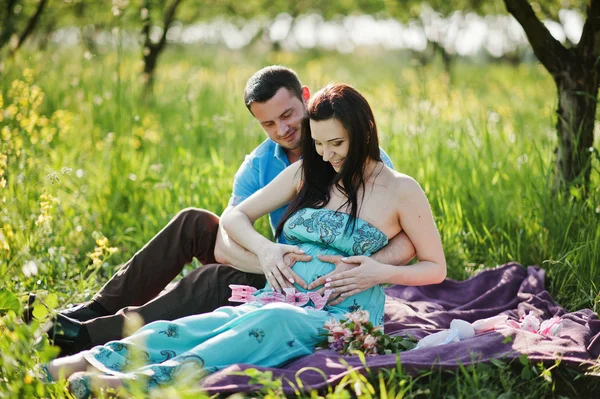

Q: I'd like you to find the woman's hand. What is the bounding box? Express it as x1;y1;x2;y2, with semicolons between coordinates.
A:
307;255;356;305
259;244;308;292
317;256;386;303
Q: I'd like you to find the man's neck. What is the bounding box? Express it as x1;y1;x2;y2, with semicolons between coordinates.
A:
286;148;302;164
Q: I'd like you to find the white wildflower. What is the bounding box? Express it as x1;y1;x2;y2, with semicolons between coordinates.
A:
22;260;38;277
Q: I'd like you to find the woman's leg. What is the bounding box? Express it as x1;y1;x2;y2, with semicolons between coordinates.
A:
49;304;328;394
45;353;95;381
149;303;329;370
66;372;123;399
46;304;255;383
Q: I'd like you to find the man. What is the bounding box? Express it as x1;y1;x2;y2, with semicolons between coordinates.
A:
45;66;416;355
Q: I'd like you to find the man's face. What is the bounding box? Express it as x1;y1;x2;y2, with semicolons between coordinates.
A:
249;87;307;152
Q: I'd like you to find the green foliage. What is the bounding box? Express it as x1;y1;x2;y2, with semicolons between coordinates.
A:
0;288;20;314
239;352;597;398
1;45;599;397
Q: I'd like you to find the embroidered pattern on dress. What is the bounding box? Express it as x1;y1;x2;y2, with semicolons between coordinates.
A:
106;342;126;352
160;350;177;361
347;299;362;313
248;328;265;343
148;355;204;388
93;346;130;372
159;324;180;338
352;223;388;256
284;209;387;256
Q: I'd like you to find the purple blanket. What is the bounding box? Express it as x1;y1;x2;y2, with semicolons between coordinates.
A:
199;263;600;394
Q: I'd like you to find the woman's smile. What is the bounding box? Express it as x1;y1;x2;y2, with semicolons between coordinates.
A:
330;157;345;167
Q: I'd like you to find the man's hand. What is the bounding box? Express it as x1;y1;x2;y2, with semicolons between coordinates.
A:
260;244;310;292
307;255;357;306
311;255;384;305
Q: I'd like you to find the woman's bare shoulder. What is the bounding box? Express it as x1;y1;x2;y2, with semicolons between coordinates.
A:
288;160;303;192
385;169;423;198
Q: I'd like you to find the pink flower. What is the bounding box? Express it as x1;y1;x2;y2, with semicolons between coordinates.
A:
343;327;355;342
330;325;348;341
324;318;341;331
362;335;378;350
329;325;354;344
321;310;388;356
346;310;370;325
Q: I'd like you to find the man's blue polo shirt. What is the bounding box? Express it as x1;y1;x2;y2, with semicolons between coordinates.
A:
228;138;394;241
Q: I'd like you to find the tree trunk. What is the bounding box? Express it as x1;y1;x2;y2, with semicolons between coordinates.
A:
10;0;48;56
141;0;183;94
0;0;18;50
142;49;159;91
553;59;599;191
504;0;600;194
432;41;453;79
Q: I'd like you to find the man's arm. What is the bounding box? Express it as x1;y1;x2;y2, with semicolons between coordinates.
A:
214;151;265;272
213;206;263;274
370;230;416;266
214;206;313;284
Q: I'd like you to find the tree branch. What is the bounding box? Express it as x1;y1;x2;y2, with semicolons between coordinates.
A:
577;0;600;65
156;0;183;54
12;0;48;54
142;1;152;52
503;0;569;76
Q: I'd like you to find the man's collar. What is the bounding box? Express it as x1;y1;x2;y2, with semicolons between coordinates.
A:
274;143;288;164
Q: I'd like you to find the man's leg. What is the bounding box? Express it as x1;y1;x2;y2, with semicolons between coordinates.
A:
73;208;220;318
85;264;267;347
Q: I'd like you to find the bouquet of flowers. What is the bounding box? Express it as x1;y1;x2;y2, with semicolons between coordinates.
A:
319;310;417;356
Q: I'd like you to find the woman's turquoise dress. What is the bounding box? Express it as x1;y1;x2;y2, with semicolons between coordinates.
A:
81;208;389;390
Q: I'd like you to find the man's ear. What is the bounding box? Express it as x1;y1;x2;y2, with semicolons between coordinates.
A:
301;86;310;102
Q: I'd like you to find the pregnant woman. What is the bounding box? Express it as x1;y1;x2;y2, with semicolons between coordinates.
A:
44;83;446;397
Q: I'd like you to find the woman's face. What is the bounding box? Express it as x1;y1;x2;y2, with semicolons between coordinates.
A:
310;118;350;172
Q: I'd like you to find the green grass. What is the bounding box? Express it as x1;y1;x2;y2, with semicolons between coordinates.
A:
0;43;599;397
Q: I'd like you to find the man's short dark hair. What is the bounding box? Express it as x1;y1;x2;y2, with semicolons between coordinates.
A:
244;66;303;112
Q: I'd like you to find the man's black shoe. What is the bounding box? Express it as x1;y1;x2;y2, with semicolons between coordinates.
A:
47;313;92;357
22;293;37;324
23;296;108;324
60;301;109;322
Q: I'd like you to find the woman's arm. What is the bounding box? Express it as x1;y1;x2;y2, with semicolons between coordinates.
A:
382;175;446;284
323;175;446;298
221;161;306;291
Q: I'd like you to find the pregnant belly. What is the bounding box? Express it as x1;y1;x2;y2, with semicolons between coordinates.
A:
290;244;345;291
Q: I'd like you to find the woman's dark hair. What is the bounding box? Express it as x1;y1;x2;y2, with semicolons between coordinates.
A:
275;83;381;239
244;66;303;112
